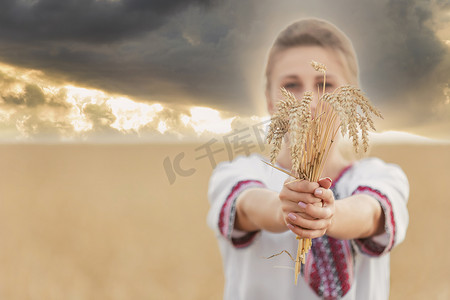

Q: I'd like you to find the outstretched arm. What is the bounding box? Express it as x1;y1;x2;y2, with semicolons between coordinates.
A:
234;188;287;233
327;194;384;239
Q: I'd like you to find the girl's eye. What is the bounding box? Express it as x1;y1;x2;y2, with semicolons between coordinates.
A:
317;82;335;92
318;82;334;89
283;82;300;90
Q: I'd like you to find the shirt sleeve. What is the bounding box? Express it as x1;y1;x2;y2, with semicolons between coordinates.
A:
348;158;409;257
207;156;266;248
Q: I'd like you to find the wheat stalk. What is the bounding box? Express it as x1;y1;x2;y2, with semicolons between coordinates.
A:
265;61;382;285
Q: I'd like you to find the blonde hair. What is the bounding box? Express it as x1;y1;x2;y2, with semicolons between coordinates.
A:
265;19;359;91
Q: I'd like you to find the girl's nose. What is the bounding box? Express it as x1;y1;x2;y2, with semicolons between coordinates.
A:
309;94;319;113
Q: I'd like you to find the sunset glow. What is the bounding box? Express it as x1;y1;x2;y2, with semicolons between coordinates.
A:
108;97;163;132
157;120;168;134
0;63;244;140
183;107;235;135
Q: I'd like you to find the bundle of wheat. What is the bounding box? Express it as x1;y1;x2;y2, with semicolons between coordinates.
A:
265;61;382;285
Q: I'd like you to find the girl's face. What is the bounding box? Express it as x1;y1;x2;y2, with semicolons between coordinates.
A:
266;46;350;115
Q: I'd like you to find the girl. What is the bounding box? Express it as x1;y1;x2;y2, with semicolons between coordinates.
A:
207;18;409;300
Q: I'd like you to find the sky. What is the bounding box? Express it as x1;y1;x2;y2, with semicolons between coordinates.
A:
0;0;448;142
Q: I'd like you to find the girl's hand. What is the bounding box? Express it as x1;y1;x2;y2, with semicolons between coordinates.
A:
279;177;335;239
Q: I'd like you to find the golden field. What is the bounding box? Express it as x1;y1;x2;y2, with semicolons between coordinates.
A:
0;143;448;299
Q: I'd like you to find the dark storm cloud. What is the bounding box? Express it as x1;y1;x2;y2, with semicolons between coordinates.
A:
350;0;450;132
362;0;448;97
0;0;218;43
0;0;250;113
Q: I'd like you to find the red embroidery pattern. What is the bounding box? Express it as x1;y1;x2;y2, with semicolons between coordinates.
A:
352;186;396;256
218;180;265;247
305;236;354;299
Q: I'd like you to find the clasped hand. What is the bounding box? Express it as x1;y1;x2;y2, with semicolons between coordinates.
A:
278;177;335;239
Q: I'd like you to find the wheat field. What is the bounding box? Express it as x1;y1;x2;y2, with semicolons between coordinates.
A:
0;143;448;299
